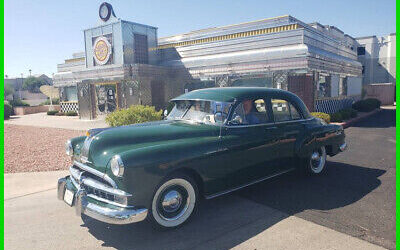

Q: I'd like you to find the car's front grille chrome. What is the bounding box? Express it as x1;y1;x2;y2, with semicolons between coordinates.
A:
69;165;132;208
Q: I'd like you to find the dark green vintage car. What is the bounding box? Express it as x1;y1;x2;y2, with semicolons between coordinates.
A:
57;87;347;228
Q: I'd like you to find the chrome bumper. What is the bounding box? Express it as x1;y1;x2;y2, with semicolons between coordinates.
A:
57;177;148;225
339;142;348;152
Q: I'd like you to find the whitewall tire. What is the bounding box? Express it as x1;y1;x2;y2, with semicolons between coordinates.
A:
149;175;198;229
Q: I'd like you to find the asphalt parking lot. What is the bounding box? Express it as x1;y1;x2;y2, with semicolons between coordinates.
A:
5;108;395;250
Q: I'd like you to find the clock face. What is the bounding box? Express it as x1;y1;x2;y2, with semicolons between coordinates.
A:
100;4;109;19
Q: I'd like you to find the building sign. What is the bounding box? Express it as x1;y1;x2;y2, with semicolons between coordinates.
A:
93;36;112;65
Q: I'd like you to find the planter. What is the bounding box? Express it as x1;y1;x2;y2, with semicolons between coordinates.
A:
13;105;61;115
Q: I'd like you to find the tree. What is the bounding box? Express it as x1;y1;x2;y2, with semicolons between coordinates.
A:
22;76;48;93
4;83;14;97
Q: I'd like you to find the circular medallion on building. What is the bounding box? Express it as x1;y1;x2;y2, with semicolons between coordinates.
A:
99;2;112;22
93;36;112;65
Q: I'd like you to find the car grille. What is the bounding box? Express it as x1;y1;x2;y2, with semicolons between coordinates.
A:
69;164;130;207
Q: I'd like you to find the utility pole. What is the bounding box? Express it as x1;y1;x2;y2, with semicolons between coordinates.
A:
29;69;32;77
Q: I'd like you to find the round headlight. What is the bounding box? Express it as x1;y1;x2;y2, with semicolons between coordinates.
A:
110;155;124;177
65;140;73;156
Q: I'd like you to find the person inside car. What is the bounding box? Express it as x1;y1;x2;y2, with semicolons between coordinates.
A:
242;99;260;125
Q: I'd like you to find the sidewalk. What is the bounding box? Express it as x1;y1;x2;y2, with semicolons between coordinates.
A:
4;112;108;131
5;171;384;250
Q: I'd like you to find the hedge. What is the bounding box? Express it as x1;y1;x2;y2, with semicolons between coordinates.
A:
4;103;12;120
65;111;78;116
9;99;30;107
352;98;381;112
311;112;330;123
106;105;162;127
330;112;343;123
47;110;59;115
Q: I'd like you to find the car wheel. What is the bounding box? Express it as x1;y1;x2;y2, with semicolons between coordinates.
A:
148;174;198;229
305;146;327;175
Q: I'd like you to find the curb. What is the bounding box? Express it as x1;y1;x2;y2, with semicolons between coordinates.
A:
331;108;382;129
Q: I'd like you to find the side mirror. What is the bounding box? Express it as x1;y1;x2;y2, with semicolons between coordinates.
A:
163;109;168;117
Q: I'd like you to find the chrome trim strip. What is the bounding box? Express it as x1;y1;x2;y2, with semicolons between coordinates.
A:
82;178;132;197
73;161;117;188
225;118;313;128
205;168;295;199
86;194;133;209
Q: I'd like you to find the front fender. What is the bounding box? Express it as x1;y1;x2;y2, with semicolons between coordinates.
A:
113;136;221;207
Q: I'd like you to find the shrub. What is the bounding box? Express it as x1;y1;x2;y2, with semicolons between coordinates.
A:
47;110;59;116
56;112;66;116
339;108;358;120
4;103;12;120
65;111;78;116
330;112;343;123
40;98;60;105
311;112;330;123
9;99;30;107
352;98;381;112
106;105;162;127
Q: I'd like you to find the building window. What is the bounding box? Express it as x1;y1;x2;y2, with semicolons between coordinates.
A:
134;34;149;64
318;75;331;98
357;46;366;56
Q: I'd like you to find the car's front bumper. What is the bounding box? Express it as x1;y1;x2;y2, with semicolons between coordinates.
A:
57;176;148;225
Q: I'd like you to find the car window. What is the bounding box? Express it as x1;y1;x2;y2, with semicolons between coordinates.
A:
229;99;269;125
271;99;302;122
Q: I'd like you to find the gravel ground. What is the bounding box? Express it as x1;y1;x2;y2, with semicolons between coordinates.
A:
4;124;85;173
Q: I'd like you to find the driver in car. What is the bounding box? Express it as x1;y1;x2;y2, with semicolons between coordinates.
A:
242;99;260;125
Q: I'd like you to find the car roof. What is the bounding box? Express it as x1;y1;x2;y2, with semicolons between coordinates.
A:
171;87;311;118
172;87;293;102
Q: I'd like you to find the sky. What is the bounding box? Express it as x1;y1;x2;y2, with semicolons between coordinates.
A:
5;0;396;78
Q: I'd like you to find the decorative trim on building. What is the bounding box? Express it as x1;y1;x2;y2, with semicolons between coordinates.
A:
60;101;79;113
315;95;361;114
155;24;301;50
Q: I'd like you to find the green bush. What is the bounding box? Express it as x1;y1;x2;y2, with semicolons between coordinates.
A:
330;112;343;123
41;98;60;105
106;105;162;127
9;99;30;107
311;112;330;123
339;108;358;120
56;112;66;116
47;110;59;115
352;98;381;112
65;111;78;116
4;103;12;120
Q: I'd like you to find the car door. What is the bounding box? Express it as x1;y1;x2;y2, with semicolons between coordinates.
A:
269;97;305;170
219;99;282;190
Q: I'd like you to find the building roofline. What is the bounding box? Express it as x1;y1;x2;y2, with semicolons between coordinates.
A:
159;15;291;40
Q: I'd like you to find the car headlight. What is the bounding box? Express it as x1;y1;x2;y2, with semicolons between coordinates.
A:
110;155;124;177
65;140;73;156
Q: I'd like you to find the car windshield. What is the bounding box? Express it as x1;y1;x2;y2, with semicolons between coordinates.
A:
167;100;232;125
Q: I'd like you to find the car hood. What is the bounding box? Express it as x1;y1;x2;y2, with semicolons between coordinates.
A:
78;120;220;173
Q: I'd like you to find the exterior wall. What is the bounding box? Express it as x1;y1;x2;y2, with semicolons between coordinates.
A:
356;34;396;85
347;77;362;96
288;74;314;112
365;83;395;105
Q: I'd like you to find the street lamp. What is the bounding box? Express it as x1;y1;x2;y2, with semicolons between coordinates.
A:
19;73;23;99
29;69;32;77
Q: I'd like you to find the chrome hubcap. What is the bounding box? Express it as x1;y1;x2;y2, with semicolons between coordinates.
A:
161;190;182;213
310;147;326;173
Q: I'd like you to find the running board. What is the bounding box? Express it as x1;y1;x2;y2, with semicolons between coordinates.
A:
205;168;296;199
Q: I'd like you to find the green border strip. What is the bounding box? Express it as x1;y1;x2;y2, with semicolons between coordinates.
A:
1;0;4;248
